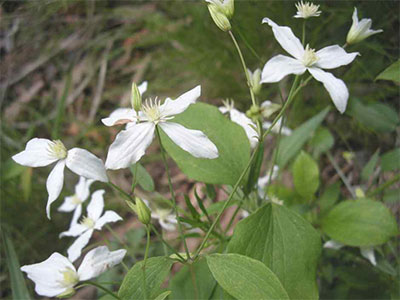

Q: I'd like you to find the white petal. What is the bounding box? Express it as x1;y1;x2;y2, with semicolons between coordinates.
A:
262;118;292;136
160;85;201;117
77;246;127;281
87;190;105;221
159;122;218;159
308;68;349;114
12;138;58;167
94;211;122;230
159;219;177;231
261;55;306;83
21;253;75;297
262;18;305;60
360;247;377;266
219;106;229;114
105;122;155;170
323;240;344;250
229;109;258;148
352;7;359;26
101;108;136;127
75;177;94;202
70;205;83;227
138;81;148;95
315;45;359;69
58;196;78;212
66;148;108;182
46;160;66;219
67;229;94;263
59;223;87;238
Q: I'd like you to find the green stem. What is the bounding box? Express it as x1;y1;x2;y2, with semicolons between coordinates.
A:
105;224;135;261
155;126;191;260
82;280;120;299
223;196;245;235
107;182;133;202
228;30;257;107
302;20;306;46
150;224;186;262
327;151;356;198
142;226;151;300
131;163;138;194
234;23;263;63
367;174;400;197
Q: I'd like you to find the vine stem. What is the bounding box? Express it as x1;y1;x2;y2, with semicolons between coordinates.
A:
155;126;191;260
302;20;306;46
327;151;356;198
150;224;186;262
142;225;151;299
107;182;133;202
228;30;257;107
80;280;120;299
367;173;400;197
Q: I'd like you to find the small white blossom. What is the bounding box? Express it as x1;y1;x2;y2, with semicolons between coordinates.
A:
12;139;108;219
206;0;234;19
294;1;321;19
324;240;377;266
346;7;383;45
261;18;359;113
21;246;126;297
60;190;122;262
257;165;279;199
142;199;177;231
58;177;94;226
103;86;218;170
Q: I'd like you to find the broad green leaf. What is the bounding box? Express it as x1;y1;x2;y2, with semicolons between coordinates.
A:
349;99;399;133
376;59;400;83
321;199;398;246
2;230;31;300
292;151;320;199
130;163;155;192
154;291;172;300
118;257;173;299
170;258;216;299
206;253;289;300
309;127;334;158
277;107;329;168
227;204;321;299
361;149;380;181
381;149;400;172
160;103;251;185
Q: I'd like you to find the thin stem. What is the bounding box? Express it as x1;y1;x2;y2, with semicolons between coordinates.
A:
234;23;264;63
155;126;191;260
228;30;257;107
150;224;186;262
131;163;138;194
193;148;259;259
367;174;400;198
105;224;135;261
142;226;151;300
82;280;120;299
302;20;306;46
107;182;133;202
223;197;245;235
327;151;356;198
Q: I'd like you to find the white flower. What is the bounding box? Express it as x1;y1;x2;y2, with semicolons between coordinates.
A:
142;199;177;231
257;165;279;198
260;101;292;136
60;190;122;262
21;246;126;297
102;81;147;128
205;0;234;19
346;7;383;45
261;18;359;113
324;240;377;266
58;177;94;226
12;138;108;219
103;86;218;170
219;99;259;148
294;1;321;19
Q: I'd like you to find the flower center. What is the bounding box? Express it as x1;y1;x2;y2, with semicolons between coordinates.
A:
302;44;319;67
142;98;162;124
71;194;82;205
295;1;321;18
80;216;95;228
60;267;79;287
222;99;235;112
48;140;67;159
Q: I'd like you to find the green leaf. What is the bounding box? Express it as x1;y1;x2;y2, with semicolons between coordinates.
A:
244;142;264;195
160;103;251;185
206;253;289;300
227;204;321;299
321;199;398;246
361;149;380;181
376;59;400;83
130;163;155;192
349;99;399;133
319;182;341;215
381;149;400;172
2;230;31;300
309;127;334;158
1;159;25;181
154;291;172;300
276;107;329;168
292;151;320;199
118;257;173;300
170;258;216;299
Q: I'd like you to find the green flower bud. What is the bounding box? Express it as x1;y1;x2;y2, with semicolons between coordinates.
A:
207;4;231;32
57;288;76;298
247;68;262;95
131;82;142;113
127;198;151;225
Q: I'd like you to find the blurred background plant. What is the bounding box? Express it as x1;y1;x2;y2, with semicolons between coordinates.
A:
0;0;398;299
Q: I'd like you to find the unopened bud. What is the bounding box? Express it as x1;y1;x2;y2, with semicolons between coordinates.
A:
247;68;262;95
207;4;231;32
355;187;365;199
127;197;151;225
246;104;262;122
131;82;142;113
